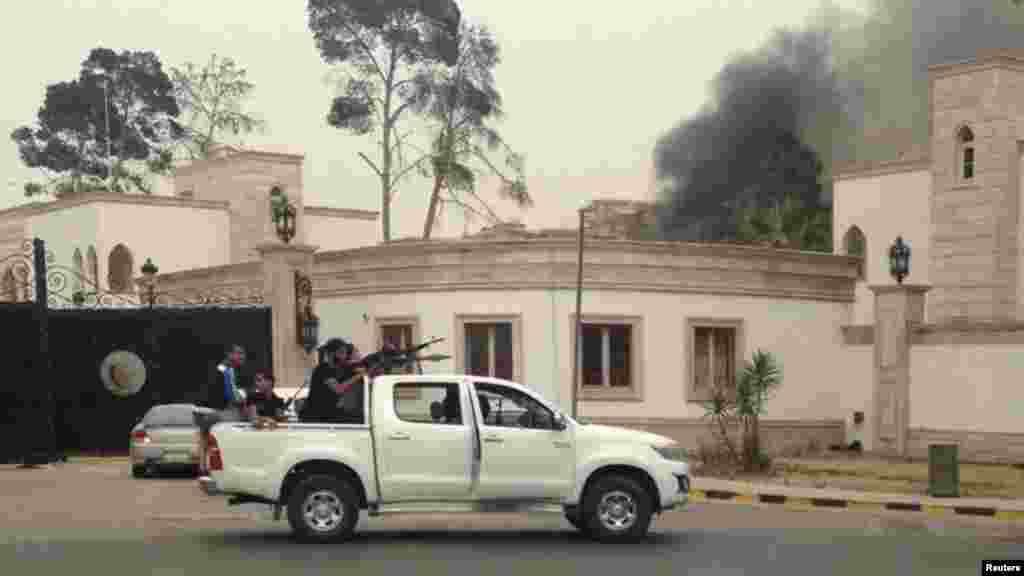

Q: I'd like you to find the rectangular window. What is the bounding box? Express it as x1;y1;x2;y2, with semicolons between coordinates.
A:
377;318;419;398
580;324;632;388
963;147;974;180
393;382;462;425
574;316;641;400
688;320;741;403
464;322;515;380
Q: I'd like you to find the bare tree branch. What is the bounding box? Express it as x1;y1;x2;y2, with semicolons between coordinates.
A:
358;152;383;178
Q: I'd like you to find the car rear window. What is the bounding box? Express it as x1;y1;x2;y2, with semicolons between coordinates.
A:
143;404;196;427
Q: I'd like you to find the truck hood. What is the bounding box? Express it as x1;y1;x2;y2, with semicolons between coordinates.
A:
577;423;676;447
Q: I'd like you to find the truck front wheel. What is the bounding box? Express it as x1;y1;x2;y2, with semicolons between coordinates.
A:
582;474;653;543
286;474;359;543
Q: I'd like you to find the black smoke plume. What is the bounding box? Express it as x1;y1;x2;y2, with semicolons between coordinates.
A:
652;0;1024;242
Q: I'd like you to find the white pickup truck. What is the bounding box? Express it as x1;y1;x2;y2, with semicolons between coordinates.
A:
199;373;691;543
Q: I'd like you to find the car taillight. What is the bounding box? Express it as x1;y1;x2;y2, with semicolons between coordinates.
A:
206;433;223;472
132;430;149;443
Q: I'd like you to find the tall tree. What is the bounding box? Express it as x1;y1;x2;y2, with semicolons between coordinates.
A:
418;23;530;239
170;54;266;160
308;0;462;242
11;47;183;197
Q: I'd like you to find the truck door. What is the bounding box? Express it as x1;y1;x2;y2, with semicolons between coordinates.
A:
374;380;474;501
471;381;575;501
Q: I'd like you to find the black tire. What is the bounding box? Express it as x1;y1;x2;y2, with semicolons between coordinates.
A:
581;474;653;543
131;465;145;478
286;474;359;543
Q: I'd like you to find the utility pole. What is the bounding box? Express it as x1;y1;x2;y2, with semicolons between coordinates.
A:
571;207;585;420
103;77;113;191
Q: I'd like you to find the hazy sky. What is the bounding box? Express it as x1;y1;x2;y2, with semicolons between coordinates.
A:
0;0;867;238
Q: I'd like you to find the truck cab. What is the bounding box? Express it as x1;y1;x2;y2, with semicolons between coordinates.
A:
199;373;691;543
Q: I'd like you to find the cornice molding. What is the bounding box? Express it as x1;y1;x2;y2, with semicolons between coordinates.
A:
171;148;304;177
928;50;1024;78
832;157;931;181
304;205;379;221
0;193;229;221
311;238;860;302
144;260;262;284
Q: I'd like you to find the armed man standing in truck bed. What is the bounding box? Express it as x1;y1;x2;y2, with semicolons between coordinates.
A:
300;338;366;424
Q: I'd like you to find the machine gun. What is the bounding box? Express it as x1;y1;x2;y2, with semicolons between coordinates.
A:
351;337;448;375
283;337;449;411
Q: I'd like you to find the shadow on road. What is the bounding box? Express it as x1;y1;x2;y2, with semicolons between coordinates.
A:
200;527;685;550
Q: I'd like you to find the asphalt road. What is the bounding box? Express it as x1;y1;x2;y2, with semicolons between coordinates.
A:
1;463;1021;576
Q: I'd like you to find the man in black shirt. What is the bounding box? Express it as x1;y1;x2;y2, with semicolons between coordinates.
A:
301;338;365;424
246;370;286;420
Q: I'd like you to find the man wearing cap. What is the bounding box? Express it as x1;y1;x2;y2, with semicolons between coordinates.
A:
301;338;365;423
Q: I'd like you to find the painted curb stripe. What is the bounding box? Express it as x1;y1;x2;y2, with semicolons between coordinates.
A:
703;490;738;500
690;489;1021;518
995;510;1024;521
952;506;997;517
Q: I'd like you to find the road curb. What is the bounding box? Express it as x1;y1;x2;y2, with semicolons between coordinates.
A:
689;489;1024;521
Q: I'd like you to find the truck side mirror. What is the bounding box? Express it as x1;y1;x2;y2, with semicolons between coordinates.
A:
553;413;568;431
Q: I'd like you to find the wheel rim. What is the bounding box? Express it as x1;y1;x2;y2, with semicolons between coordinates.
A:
302;490;345;533
597;490;638;532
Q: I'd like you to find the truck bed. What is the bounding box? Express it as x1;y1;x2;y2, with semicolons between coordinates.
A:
210;421;375;501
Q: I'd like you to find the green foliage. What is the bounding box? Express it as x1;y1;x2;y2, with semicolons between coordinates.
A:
734;192;832;252
307;0;462;241
170;54;266;160
11;47;183;197
418;23;531;237
700;349;783;472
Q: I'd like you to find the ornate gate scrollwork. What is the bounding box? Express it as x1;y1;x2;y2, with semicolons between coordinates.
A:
0;240;40;303
145;286;265;308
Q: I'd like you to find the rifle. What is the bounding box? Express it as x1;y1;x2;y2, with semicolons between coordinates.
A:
350;337;446;374
283;337;448;410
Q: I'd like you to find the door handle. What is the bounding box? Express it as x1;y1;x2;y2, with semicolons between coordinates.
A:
553;441;571;449
388;432;411;440
482;435;503;444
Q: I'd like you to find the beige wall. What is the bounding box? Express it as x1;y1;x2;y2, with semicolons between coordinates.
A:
304;208;379;251
910;344;1024;434
315;288;866;438
174;150;305;264
92;202;230;280
833;168;932;325
311;236;863;430
25;204;102;290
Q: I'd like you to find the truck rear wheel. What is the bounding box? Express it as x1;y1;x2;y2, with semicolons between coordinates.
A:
286;474;359;543
582;474;653;543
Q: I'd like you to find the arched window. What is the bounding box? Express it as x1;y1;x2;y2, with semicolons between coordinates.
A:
87;246;99;290
72;248;84;293
957;125;975;181
843;225;867;280
107;244;134;293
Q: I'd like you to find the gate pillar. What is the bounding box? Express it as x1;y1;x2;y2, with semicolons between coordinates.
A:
868;284;929;457
256;242;318;390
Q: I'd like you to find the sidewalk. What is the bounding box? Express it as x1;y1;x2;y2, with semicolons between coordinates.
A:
693;476;1024;521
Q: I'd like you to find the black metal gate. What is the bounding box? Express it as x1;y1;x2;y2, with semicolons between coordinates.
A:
0;239;273;464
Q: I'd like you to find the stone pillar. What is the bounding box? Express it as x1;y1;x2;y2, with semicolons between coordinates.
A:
256;242;318;389
869;284;929;457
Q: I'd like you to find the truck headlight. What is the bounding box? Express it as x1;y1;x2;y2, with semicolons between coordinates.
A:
651;443;688;462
